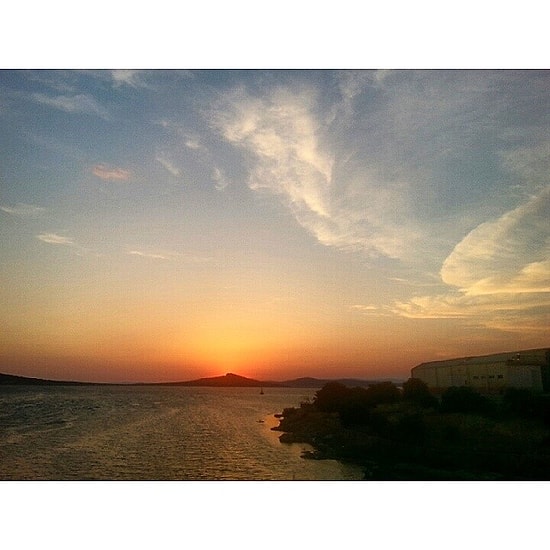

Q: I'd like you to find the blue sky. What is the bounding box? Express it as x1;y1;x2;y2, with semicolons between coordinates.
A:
1;69;549;382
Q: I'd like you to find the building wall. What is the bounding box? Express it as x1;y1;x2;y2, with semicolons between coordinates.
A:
506;364;543;391
411;349;550;393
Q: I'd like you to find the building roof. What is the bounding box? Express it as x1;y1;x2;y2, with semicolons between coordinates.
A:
412;348;550;372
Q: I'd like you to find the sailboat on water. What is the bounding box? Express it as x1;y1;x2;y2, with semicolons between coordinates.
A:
260;387;264;395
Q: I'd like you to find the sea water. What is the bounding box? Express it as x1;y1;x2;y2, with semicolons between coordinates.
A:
0;385;364;480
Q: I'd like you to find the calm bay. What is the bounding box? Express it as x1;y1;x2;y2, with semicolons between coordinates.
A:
0;385;363;480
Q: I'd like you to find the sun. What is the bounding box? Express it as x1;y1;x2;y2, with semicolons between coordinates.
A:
185;326;270;373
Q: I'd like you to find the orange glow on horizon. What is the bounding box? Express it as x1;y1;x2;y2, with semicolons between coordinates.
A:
179;320;288;375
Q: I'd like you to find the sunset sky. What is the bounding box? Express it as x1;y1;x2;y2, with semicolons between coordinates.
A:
1;69;549;382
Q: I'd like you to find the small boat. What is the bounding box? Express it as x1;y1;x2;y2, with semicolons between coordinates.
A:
260;387;264;395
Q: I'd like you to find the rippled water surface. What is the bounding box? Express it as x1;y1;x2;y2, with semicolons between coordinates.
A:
0;386;363;480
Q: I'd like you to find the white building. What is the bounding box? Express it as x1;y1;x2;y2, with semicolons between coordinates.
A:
411;348;550;393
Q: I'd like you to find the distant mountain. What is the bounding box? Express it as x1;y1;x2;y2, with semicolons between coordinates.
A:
162;372;285;388
0;372;95;386
161;374;403;388
0;371;404;388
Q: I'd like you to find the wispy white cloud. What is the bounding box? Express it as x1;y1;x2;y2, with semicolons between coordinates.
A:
337;70;373;101
185;137;202;150
155;153;181;177
392;185;550;332
440;185;550;296
31;93;110;120
208;72;549;284
36;232;74;245
1;203;45;217
35;232;100;258
500;140;550;194
92;164;131;181
211;86;331;208
392;292;550;336
110;70;149;88
331;70;378;123
155;118;172;130
128;250;171;260
212;167;229;191
350;304;387;315
128;249;212;263
155;118;200;142
211;85;420;259
154;119;206;171
483;309;550;334
24;71;77;93
383;75;550;333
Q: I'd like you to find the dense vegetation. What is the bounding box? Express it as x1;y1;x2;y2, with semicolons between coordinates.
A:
273;380;550;480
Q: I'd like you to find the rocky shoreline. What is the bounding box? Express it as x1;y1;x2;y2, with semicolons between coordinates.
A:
271;383;550;481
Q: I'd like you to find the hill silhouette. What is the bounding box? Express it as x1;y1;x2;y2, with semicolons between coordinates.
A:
0;372;95;386
163;372;284;387
0;371;402;388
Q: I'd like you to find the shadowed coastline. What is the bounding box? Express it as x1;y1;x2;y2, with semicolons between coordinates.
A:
0;371;401;388
272;380;550;480
7;371;550;480
0;372;97;386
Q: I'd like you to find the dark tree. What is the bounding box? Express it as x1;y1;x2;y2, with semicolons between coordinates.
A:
313;382;351;413
502;388;538;418
440;386;492;415
364;381;401;406
395;413;427;443
339;387;371;427
402;377;439;408
313;381;401;427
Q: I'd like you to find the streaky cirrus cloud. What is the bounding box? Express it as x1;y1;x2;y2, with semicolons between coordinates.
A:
210;85;421;259
155;153;181;177
212;87;332;214
110;70;149;88
1;203;45;217
36;232;74;245
392;291;550;336
24;71;77;94
31;92;110;120
392;185;550;332
128;249;212;263
500;140;550;192
92;164;131;181
128;250;171;260
212;167;229;191
185;137;202;150
440;185;550;296
154;119;203;149
350;304;387;316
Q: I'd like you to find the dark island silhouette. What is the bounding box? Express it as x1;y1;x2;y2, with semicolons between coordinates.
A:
0;371;400;388
0;372;94;386
161;372;284;388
